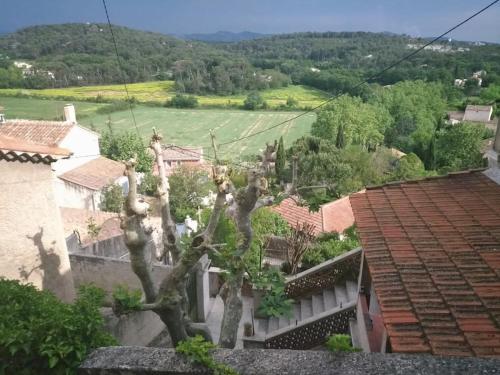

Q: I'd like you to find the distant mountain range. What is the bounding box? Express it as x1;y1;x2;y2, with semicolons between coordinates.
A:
182;31;269;43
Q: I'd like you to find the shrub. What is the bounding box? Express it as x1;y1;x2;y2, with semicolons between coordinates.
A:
95;100;132;115
112;285;143;316
167;94;198;108
138;171;160;196
243;91;265;110
252;268;294;319
326;334;360;352
176;335;237;375
0;280;116;375
100;183;124;213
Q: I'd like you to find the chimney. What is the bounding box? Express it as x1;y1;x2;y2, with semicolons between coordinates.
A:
63;104;77;124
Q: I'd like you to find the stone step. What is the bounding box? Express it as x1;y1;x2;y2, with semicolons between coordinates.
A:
267;317;279;333
323;289;337;310
256;318;268;336
312;294;325;316
346;280;358;302
279;315;290;329
300;298;313;320
334;284;348;308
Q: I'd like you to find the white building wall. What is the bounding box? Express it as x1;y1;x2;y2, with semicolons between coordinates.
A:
53;125;100;175
464;108;493;123
54;177;100;211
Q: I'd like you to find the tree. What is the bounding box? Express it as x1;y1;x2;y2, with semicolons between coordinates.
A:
275;136;286;182
311;95;391;149
435;123;486;172
100;184;124;213
243;91;266;110
168;94;199;108
335;123;345;149
390;153;426;181
119;130;276;349
168;165;213;222
100;125;153;173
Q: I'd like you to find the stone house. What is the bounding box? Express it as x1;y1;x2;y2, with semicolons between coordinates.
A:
0;134;75;301
162;145;204;176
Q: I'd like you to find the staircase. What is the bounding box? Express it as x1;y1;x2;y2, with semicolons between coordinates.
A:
243;248;362;350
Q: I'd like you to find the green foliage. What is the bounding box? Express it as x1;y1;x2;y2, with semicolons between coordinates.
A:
138;171;160;196
252;268;294;319
168;94;199;108
95;100;132;114
435;123;487;172
390;153;427;181
176;335;238;375
275;136;286;181
112;285;143;316
286;96;299;108
326;334;360;353
99;127;153;173
0;280;116;375
302;226;359;269
100;183;124;213
169;166;212;222
243;91;266;110
311;95;391;149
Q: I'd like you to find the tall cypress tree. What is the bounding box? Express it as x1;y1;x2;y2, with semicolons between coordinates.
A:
336;124;346;149
275;136;286;181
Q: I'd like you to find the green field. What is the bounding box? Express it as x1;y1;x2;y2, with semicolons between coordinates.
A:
0;96;316;157
0;81;328;109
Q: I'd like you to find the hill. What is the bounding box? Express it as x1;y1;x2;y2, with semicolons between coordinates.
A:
183;31;268;43
1;24;499;96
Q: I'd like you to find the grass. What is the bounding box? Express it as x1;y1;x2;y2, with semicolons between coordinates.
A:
0;96;106;120
0;96;316;157
0;81;329;109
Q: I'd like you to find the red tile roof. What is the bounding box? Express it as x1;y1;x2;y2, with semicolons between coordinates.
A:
163;145;203;161
59;156;125;190
0;134;71;164
60;207;122;245
271;196;355;235
350;171;500;357
0;120;73;146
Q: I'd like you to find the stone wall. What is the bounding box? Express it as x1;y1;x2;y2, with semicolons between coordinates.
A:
69;253;170;298
0;160;75;302
79;347;500;375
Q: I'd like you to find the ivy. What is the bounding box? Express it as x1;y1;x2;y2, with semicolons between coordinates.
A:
176;335;238;375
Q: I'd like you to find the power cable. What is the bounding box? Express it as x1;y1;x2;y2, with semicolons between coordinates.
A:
101;0;141;139
218;0;500;147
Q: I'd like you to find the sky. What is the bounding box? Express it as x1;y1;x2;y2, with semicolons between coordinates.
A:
1;0;500;42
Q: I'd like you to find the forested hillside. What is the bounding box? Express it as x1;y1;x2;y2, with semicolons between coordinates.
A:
1;24;500;95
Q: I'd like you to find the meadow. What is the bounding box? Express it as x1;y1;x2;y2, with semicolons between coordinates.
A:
0;96;316;157
0;81;329;109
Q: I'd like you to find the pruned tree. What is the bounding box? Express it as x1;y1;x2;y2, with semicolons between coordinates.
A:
119;129;276;348
286;222;316;274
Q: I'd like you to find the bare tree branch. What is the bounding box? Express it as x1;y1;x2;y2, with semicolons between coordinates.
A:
150;129;181;264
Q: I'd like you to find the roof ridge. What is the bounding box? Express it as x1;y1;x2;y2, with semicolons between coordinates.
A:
364;169;487;190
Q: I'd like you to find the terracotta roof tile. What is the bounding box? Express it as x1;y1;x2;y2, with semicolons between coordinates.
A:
59;156;125;190
163;145;203;161
350;171;500;357
0;120;73;146
271;195;355;235
0;134;71;164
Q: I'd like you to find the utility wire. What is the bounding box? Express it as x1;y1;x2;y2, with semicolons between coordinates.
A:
101;0;141;139
218;0;500;147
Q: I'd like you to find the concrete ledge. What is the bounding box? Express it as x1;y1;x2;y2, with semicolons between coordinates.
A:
79;346;500;375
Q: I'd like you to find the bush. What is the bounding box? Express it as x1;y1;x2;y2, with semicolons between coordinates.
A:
112;285;143;316
326;334;360;352
0;280;116;375
100;183;124;213
167;94;198;108
95;100;132;115
138;171;160;196
243;91;266;110
302;226;359;269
